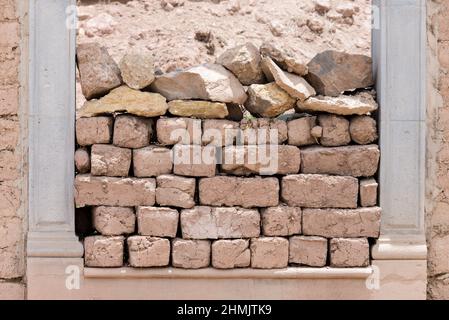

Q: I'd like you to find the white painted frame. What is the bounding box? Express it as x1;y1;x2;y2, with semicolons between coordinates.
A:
26;0;426;262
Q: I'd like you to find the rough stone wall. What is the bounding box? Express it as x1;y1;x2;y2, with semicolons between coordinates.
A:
0;0;26;299
75;42;381;270
427;0;449;299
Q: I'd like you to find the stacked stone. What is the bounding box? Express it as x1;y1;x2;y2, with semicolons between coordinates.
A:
75;42;381;269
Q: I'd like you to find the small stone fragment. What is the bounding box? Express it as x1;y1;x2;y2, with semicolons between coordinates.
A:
260;42;308;76
245;82;296;118
349;116;378;145
360;178;378;207
77;43;122;99
75;148;91;174
119;50;155;90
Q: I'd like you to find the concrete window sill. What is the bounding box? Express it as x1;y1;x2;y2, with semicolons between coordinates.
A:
84;266;373;279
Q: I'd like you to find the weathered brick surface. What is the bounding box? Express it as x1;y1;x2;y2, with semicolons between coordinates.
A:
137;206;179;238
0;86;18;116
281;174;358;208
221;145;300;175
239;118;288;144
0;0;17;21
75;175;156;207
76;117;113;146
75;148;91;174
133;146;173;177
250;237;289;269
303;207;381;238
127;236;170;267
301;145;380;177
360;178;378;207
261;206;301;236
180;206;260;239
317;114;351;147
155;174;195;208
173;144;217;177
172;239;211;269
349;116;378;145
329;238;369;267
212;239;250;269
289;235;327;267
199;176;279;208
287;116;317;146
113;115;153;149
0;183;19;217
157;117;202;145
91;144;131;177
0;150;18;181
0;117;18;150
92;206;135;236
202;119;239;146
84;236;124;267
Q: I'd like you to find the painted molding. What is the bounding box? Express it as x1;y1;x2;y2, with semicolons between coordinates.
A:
372;0;426;258
27;0;83;257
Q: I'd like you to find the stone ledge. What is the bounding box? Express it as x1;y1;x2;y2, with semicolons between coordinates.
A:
84;266;373;279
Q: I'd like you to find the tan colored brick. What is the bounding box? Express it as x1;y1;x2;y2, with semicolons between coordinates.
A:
173;144;217;177
360;178;378;207
212;239;250;269
330;238;369;267
221;145;300;175
156;117;201;145
349;116;378;145
137;206;179;238
0;86;18;115
239;118;288;144
0;0;17;21
287;116;317;146
172;239;210;269
0;21;18;47
92;206;135;236
127;236;170;267
199;176;279;208
0;282;24;300
84;236;124;267
75;175;156;207
202;119;240;146
133;146;172;177
0;150;18;181
250;237;289;269
113;115;153;149
75;117;113;146
0;47;19;86
91;144;131;177
281;174;358;208
0;247;24;279
301;145;380;177
289;236;327;267
428;234;449;276
0;183;19;217
302;207;381;238
75;148;91;174
317;114;350;146
155;174;195;209
261;206;301;236
0;118;18;150
180;206;260;239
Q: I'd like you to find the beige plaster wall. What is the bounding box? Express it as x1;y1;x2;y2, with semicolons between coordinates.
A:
0;0;27;299
427;0;449;300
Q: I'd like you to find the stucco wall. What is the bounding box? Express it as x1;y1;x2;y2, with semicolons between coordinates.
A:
0;0;26;299
427;0;449;299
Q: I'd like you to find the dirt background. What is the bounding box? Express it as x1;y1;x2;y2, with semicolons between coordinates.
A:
76;0;372;106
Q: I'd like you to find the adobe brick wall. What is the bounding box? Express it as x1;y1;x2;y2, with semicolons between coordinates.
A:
427;0;449;299
0;0;26;299
74;42;381;270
